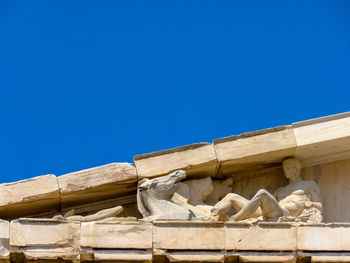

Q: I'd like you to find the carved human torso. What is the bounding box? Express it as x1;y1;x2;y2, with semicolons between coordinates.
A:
274;180;321;217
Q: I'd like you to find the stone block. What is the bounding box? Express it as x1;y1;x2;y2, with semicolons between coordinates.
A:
237;252;296;263
315;158;350;223
0;220;9;263
293;112;350;167
58;162;138;208
81;221;152;249
166;251;224;262
299;252;350;263
153;221;224;250
0;174;60;219
297;224;350;251
10;218;80;261
92;250;152;262
134;143;218;179
214;126;296;176
225;222;297;251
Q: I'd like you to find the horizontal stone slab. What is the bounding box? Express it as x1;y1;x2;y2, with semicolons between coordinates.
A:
300;252;350;263
225;222;296;251
298;223;350;251
135;143;218;179
166;251;224;262
92;250;152;262
58;162;138;208
0;174;60;219
293;112;350;167
153;221;224;250
81;221;152;249
10;218;80;261
237;252;296;263
214;126;296;176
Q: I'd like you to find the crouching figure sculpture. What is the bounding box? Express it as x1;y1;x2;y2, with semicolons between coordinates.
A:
211;158;323;223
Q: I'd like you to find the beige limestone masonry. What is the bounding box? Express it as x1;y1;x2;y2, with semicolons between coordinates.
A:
237;252;296;263
231;165;288;199
214;126;296;176
4;221;350;262
134;143;218;179
0;220;9;263
58;162;137;208
297;223;350;251
61;194;140;217
0;174;60;220
299;252;350;263
164;251;225;262
81;221;152;249
293;112;350;167
300;158;350;223
91;250;152;262
153;221;224;250
225;222;297;251
10;218;80;262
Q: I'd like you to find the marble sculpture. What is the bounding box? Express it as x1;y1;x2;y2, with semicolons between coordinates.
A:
136;158;323;223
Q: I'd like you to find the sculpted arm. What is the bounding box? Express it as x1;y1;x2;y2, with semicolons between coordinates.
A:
307;181;322;210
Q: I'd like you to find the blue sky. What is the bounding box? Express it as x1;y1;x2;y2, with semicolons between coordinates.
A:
1;1;349;183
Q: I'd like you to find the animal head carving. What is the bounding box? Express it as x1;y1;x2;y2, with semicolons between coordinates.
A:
138;170;187;196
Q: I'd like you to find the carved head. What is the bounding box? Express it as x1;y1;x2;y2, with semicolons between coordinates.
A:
282;158;301;179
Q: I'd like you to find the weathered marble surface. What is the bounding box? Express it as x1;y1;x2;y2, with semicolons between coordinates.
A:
0;174;60;219
134;143;218;179
293;111;350;167
214;126;297;176
137;170;192;221
58;162;138;208
225;222;296;251
81;221;152;249
4;220;350;262
153;221;224;250
0;220;9;262
171;176;233;220
137;159;322;223
53;205;124;222
10;218;80;262
212;158;323;223
303;158;350;222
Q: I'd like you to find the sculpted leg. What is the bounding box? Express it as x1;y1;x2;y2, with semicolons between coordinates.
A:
211;193;251;217
233;189;283;221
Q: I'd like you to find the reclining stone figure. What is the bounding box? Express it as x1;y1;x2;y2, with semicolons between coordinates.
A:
211;158;323;223
53;206;124;222
171;176;233;220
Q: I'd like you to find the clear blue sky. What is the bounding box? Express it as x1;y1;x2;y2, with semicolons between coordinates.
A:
1;1;349;183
